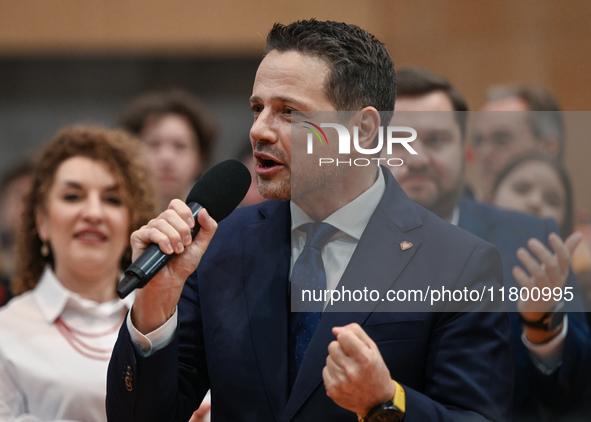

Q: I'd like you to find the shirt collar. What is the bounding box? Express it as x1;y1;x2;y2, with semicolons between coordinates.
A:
34;266;134;324
450;205;460;226
290;168;386;240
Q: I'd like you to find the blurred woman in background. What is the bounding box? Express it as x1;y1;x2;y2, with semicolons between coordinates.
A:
0;126;156;422
0;159;35;306
119;89;218;212
491;152;591;319
491;152;573;236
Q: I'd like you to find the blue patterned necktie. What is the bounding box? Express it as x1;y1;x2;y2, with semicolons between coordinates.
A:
288;222;339;388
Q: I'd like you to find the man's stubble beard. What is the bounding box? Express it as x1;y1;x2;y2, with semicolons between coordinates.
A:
257;173;291;201
425;165;466;222
427;181;464;221
255;162;350;206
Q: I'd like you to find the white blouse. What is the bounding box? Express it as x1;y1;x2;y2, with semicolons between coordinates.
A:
0;267;133;422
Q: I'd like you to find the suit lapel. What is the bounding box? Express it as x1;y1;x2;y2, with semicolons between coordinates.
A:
282;169;423;421
243;201;291;422
329;203;422;313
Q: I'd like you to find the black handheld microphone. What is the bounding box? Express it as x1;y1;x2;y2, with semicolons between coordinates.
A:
117;159;251;299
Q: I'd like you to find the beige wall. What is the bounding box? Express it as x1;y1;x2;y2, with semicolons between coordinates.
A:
2;0;589;108
2;0;589;106
1;0;590;209
0;0;375;55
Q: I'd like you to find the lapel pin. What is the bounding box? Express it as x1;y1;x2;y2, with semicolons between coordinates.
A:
400;241;413;251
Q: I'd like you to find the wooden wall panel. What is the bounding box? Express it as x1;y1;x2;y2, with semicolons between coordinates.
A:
0;0;375;55
0;0;590;208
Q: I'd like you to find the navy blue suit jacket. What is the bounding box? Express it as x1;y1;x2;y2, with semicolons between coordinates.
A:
458;199;591;420
107;171;514;422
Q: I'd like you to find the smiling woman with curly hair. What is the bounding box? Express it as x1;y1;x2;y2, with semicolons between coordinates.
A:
0;125;156;422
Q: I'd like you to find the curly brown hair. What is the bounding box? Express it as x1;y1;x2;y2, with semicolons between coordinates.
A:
11;125;157;295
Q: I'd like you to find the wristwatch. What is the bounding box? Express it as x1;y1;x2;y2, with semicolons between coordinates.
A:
361;399;404;422
518;301;565;331
359;380;405;422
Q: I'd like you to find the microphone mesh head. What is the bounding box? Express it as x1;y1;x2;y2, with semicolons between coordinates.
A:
186;159;252;222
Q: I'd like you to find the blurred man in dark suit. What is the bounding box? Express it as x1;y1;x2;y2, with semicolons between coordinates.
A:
385;67;591;422
473;84;564;197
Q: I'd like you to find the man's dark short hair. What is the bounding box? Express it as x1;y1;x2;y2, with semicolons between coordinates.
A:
119;89;218;166
486;85;565;159
395;67;468;137
265;19;396;126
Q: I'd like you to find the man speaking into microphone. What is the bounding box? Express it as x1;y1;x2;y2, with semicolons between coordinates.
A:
107;20;513;422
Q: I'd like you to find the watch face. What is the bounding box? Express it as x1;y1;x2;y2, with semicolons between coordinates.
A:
370;408;403;422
